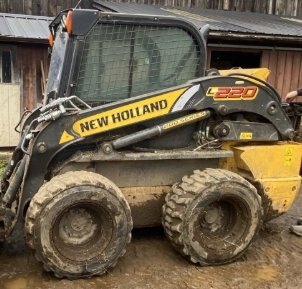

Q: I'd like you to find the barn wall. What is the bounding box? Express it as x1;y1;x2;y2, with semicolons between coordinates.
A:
0;0;302;17
0;43;48;110
114;0;302;17
0;0;78;15
261;50;302;101
16;44;49;110
207;46;302;101
0;43;48;147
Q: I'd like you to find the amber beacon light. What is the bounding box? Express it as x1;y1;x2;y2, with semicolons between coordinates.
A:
48;33;54;46
65;10;73;34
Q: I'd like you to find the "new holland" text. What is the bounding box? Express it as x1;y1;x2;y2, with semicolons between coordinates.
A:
79;99;168;133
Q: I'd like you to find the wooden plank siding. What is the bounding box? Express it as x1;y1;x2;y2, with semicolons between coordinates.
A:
261;50;302;101
0;44;48;147
2;43;49;111
208;47;302;101
0;0;78;15
0;0;302;17
16;45;49;110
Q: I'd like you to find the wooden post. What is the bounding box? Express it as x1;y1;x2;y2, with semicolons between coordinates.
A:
24;0;33;14
40;0;48;16
293;0;298;16
223;0;229;10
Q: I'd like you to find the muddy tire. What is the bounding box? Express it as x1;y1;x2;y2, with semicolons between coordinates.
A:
25;171;133;279
162;168;262;265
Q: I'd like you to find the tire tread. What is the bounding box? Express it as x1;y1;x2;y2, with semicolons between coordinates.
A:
162;168;261;265
25;171;133;279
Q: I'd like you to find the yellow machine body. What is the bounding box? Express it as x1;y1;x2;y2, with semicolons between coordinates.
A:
219;68;271;81
221;142;302;219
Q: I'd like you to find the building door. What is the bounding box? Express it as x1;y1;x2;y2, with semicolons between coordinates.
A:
0;84;21;147
210;50;261;70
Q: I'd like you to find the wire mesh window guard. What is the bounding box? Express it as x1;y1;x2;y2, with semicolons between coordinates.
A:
75;23;200;103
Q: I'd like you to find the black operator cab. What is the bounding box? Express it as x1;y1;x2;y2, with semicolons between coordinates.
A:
45;9;209;107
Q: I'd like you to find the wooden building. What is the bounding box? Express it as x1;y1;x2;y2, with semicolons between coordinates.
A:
0;13;51;146
109;0;302;17
0;0;302;17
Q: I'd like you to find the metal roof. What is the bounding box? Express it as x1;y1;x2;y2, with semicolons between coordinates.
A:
0;13;52;43
92;1;302;40
1;2;302;44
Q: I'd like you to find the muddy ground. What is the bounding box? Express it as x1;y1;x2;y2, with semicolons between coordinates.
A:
0;194;302;289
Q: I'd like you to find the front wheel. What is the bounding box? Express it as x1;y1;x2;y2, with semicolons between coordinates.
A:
162;168;262;265
25;171;133;279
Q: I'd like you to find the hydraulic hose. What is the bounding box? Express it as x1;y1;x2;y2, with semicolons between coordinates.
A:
2;156;27;207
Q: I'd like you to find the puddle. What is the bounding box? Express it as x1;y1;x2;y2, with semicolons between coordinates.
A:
4;277;28;289
253;265;280;282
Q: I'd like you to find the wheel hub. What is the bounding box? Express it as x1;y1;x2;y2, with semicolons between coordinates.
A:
204;208;220;224
59;208;98;245
200;203;228;233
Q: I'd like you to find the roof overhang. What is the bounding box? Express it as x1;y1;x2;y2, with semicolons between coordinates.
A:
0;12;52;44
209;31;302;46
0;36;49;44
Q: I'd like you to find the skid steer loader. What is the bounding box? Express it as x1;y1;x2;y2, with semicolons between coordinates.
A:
0;8;301;279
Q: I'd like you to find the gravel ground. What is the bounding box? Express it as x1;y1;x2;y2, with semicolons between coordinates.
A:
0;191;301;289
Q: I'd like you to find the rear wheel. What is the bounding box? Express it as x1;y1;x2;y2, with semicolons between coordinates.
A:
162;168;262;265
25;171;132;279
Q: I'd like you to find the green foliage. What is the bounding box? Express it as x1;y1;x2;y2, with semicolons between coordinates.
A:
0;157;8;177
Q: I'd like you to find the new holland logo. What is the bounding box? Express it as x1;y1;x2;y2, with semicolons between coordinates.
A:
206;86;259;100
59;87;189;144
79;100;168;133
